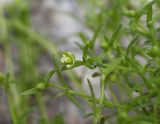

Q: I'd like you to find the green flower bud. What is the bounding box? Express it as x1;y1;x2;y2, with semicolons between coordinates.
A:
148;46;160;57
124;10;136;17
128;10;136;17
36;83;48;91
100;42;109;49
60;51;75;65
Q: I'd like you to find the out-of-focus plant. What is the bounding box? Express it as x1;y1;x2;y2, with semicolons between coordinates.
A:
0;0;58;124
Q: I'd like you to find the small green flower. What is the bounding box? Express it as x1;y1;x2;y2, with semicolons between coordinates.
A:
60;51;75;65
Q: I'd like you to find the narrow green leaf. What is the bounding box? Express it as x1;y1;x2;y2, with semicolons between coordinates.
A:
22;88;37;95
82;46;89;62
146;4;153;28
84;112;94;118
89;24;102;48
87;78;96;113
54;91;68;99
74;41;84;49
87;78;97;116
127;57;142;72
46;69;56;82
79;33;88;45
84;63;95;69
126;36;139;55
67;94;84;110
147;5;152;23
22;83;51;95
109;24;123;46
104;58;122;78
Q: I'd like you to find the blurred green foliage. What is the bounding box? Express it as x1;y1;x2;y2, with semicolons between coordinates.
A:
1;0;160;124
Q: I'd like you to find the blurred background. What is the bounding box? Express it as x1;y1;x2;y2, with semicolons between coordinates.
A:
0;0;155;124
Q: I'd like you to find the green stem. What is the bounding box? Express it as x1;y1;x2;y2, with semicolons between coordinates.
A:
94;76;106;124
36;93;50;124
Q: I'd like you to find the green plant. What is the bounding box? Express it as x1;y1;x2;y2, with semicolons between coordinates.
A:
0;0;57;124
1;0;160;124
24;0;160;124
